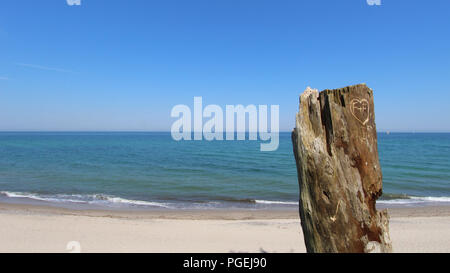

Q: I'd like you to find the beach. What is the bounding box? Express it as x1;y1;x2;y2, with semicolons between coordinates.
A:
0;203;449;253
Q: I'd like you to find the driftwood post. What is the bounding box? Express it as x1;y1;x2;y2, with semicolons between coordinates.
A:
291;84;392;253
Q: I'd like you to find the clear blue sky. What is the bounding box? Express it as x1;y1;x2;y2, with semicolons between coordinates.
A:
0;0;449;132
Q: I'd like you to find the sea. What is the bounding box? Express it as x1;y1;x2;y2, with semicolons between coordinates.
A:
0;132;449;210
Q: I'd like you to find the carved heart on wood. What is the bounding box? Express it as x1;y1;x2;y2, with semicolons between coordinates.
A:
350;98;369;125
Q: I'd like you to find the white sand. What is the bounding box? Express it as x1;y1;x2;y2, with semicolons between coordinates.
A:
0;204;449;253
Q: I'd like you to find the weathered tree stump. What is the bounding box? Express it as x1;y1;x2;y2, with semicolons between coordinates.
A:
291;84;392;253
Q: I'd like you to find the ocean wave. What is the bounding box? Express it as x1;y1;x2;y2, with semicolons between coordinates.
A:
6;190;448;208
258;197;450;205
377;196;450;204
0;191;299;209
97;196;173;208
0;191;172;209
211;197;298;206
255;200;298;205
0;191;87;204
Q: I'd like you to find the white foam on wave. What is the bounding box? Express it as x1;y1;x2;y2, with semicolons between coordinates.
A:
0;191;299;208
93;196;173;208
0;191;87;204
0;191;172;209
255;200;299;205
6;190;447;208
256;197;450;206
378;196;450;204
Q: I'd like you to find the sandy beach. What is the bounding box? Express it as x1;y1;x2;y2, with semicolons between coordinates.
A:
0;203;449;253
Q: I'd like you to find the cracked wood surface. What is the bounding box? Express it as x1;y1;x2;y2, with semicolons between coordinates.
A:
292;84;392;253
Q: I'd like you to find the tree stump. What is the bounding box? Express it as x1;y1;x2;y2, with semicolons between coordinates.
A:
291;84;392;253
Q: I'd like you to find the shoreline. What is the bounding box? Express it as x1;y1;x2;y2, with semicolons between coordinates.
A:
2;191;450;219
0;202;299;220
1;201;450;220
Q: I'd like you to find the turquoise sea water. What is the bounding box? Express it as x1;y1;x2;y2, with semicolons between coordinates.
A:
0;132;449;210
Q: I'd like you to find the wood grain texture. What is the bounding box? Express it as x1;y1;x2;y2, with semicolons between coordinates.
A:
292;84;392;253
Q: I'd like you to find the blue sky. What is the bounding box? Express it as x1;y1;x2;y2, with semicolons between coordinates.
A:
0;0;449;132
